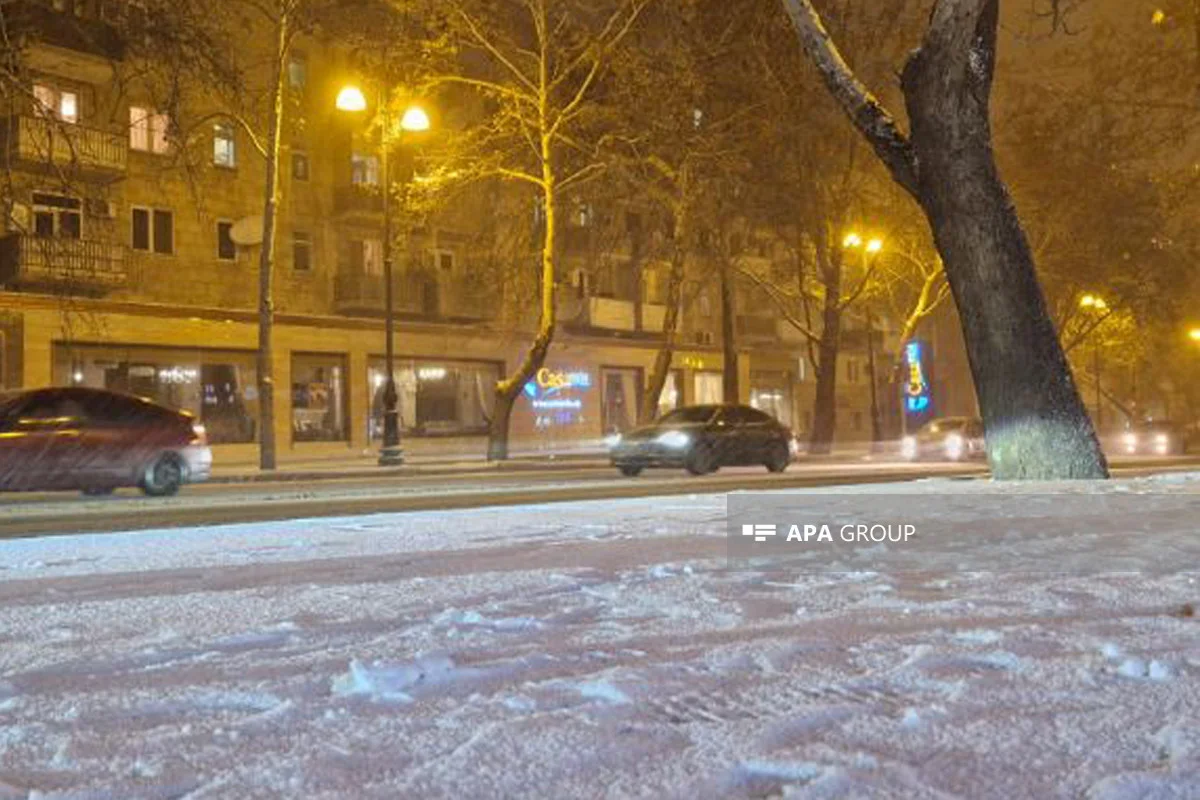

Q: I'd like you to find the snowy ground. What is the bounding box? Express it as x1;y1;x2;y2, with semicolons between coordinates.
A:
1;476;1200;799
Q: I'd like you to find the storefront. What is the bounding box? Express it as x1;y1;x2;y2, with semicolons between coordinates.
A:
750;369;794;427
53;342;260;444
291;353;349;442
693;370;722;405
600;366;642;434
367;356;500;440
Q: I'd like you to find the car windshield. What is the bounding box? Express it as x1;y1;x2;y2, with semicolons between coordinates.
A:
656;406;718;426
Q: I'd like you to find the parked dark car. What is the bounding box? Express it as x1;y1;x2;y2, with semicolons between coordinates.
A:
607;404;794;476
0;387;212;496
1116;420;1192;456
900;416;986;462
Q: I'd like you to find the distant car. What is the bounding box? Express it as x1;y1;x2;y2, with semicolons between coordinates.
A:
607;404;794;477
0;387;211;496
1116;421;1191;456
901;416;986;462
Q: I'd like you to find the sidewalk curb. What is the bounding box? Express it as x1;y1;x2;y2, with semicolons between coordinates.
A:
208;457;613;485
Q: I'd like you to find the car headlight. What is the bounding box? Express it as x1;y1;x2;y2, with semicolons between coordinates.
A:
1156;433;1169;445
655;430;691;449
944;433;965;460
604;433;622;448
900;436;917;459
1123;432;1138;451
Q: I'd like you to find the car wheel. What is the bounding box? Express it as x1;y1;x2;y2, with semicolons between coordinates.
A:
82;487;115;497
764;442;790;473
685;445;717;476
618;465;643;477
141;453;185;497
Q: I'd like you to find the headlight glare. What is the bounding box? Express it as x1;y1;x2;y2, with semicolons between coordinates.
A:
655;430;691;449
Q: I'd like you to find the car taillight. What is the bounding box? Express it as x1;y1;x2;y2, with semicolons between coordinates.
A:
190;422;207;444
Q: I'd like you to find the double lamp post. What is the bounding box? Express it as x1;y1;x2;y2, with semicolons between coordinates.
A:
336;84;430;466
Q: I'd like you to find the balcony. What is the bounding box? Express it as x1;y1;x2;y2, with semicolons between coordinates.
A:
560;295;669;335
1;115;127;175
737;313;780;343
0;235;127;294
334;270;493;321
333;185;384;218
8;2;125;68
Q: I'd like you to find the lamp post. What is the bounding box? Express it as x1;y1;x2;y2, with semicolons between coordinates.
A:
843;232;885;449
337;85;430;466
1079;293;1109;432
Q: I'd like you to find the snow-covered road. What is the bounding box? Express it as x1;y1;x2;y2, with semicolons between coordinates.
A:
2;477;1199;799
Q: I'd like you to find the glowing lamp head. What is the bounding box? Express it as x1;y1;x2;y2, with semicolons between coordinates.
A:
400;105;431;132
336;85;368;112
866;238;883;254
842;232;863;249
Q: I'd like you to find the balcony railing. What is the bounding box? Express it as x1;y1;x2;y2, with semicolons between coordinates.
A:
737;313;780;342
334;270;493;321
0;235;128;293
1;115;127;174
333;185;384;217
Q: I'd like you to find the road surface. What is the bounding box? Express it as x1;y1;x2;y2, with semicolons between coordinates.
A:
0;454;1197;539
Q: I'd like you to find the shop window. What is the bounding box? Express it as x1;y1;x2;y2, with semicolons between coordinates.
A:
216;221;236;261
655;369;683;419
368;358;499;440
694;371;722;405
601;367;641;435
52;344;258;444
213;122;236;167
292;354;348;442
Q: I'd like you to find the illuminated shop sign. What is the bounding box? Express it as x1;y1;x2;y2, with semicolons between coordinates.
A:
903;341;931;415
524;368;592;416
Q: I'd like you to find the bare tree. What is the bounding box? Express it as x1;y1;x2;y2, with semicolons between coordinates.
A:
426;0;652;460
779;0;1108;478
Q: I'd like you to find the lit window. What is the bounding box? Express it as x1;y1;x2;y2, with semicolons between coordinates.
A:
351;153;379;185
213;122;236;167
59;92;78;123
362;239;382;275
292;150;309;181
293;231;312;271
288;55;307;90
33;85;78;123
130;106;171;153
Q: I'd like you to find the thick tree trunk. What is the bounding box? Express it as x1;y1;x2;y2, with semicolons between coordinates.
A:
720;258;739;403
901;1;1106;479
255;13;288;472
641;246;686;424
808;281;840;454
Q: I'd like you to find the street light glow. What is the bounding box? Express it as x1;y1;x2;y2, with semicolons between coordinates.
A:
1189;328;1200;342
866;238;883;253
400;105;432;132
1079;293;1107;310
336;85;368;112
843;232;863;249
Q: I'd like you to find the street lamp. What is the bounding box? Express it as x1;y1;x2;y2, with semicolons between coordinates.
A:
338;82;431;466
844;231;886;450
1189;328;1200;343
1079;292;1109;431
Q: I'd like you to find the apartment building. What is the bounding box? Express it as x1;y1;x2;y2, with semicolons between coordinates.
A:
0;0;891;463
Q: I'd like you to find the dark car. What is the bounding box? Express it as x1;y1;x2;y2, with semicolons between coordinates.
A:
0;387;212;496
607;404;794;477
1116;421;1192;456
900;416;986;462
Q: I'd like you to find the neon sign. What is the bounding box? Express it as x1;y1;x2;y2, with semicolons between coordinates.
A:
903;341;931;415
523;368;592;422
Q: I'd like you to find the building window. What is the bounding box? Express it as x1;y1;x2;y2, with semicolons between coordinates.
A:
694;371;722;405
350;238;382;276
292;151;309;181
216;221;236;261
213;122;236;168
292;353;348;442
287;54;307;90
351;153;379;185
132;207;173;254
368;358;500;440
54;343;259;444
293;230;312;271
34;84;78;123
435;250;455;271
130;106;170;154
31;193;82;239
